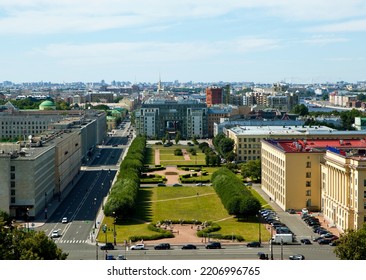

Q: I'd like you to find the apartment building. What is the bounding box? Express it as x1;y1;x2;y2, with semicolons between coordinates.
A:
261;138;366;233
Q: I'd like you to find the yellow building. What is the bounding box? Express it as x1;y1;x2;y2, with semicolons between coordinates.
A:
261;138;366;233
321;149;366;231
226;125;366;163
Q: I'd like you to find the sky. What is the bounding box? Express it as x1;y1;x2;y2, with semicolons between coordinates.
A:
1;0;366;84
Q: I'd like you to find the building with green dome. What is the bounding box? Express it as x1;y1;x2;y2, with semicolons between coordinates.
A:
39;100;56;110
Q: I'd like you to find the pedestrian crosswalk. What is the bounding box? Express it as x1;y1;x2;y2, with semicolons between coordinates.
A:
54;239;88;244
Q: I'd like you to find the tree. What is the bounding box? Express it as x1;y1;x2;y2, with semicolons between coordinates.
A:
291;104;309;116
241;159;261;181
334;223;366;260
0;211;68;260
175;132;181;144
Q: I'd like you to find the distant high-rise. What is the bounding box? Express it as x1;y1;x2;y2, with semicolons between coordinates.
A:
206;86;223;107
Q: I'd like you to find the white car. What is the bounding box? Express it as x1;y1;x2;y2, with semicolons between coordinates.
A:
62;217;68;223
51;230;60;238
130;244;145;250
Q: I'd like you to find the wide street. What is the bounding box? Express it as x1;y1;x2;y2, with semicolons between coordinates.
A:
36;118;339;261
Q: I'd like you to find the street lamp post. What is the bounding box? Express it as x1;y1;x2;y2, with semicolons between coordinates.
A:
270;225;274;260
280;238;284;260
94;197;97;229
96;239;99;260
113;212;117;246
44;192;47;219
26;207;30;232
257;211;261;244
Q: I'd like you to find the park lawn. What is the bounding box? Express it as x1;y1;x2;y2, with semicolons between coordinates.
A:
215;217;271;242
144;147;155;165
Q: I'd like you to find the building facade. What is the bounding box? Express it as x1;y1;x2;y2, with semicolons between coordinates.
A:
261;138;366;233
134;98;208;139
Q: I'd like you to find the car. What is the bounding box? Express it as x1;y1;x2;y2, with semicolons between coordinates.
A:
196;183;205;186
300;238;312;245
157;183;166;187
173;183;182;187
289;254;305;260
257;252;269;260
246;241;261;248
117;255;127;260
329;240;340;246
100;243;115;250
61;217;68;224
130;244;145;250
112;144;118;147
286;208;296;214
181;244;197;250
51;230;60;238
106;255;116;260
154;243;170;250
318;238;332;245
205;242;221;249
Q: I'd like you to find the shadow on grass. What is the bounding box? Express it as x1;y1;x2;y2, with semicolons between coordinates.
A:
144;147;154;165
131;186;154;223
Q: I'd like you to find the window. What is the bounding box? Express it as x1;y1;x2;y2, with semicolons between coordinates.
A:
10;166;15;172
306;181;311;187
11;190;15;196
11;181;15;188
11;173;15;180
364;202;366;210
364;191;366;198
364;179;366;187
306;162;311;168
11;197;15;203
306;172;311;178
306;190;311;196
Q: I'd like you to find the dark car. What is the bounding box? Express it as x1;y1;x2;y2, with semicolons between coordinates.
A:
246;241;261;248
205;242;221;249
289;254;305;260
182;244;197;250
300;238;312;245
106;254;116;260
154;243;170;250
318;238;332;245
257;252;269;260
100;243;114;250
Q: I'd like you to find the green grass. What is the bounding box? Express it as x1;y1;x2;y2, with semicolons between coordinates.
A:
100;185;271;243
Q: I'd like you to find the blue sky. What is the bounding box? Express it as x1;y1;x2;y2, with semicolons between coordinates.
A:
1;0;366;84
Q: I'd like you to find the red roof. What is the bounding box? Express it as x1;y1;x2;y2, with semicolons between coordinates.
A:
270;139;366;153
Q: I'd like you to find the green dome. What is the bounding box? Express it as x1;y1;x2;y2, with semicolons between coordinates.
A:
39;100;56;110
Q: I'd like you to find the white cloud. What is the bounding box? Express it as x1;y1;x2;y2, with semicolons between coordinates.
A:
307;19;366;33
302;35;348;46
1;0;366;35
31;37;279;66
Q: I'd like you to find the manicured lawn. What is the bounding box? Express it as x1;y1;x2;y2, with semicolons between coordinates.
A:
100;185;271;243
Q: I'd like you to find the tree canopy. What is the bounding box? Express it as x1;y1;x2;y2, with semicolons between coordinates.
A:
0;211;68;260
334;223;366;260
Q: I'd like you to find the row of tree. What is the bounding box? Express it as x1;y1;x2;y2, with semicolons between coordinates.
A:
213;133;235;162
211;168;261;217
103;136;146;217
0;211;68;260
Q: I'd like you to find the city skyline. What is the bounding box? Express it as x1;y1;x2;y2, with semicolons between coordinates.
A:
1;1;366;84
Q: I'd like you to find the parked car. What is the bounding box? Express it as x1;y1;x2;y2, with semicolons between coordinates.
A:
300;238;312;245
106;255;116;260
157;183;166;187
289;254;305;260
154;243;170;250
318;238;332;245
173;183;182;187
205;242;221;249
181;244;197;250
117;255;127;260
246;241;261;248
257;252;269;260
130;244;145;250
61;217;68;224
100;243;115;250
286;209;296;214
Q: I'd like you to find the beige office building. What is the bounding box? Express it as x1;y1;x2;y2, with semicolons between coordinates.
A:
261;138;366;233
225;125;366;163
